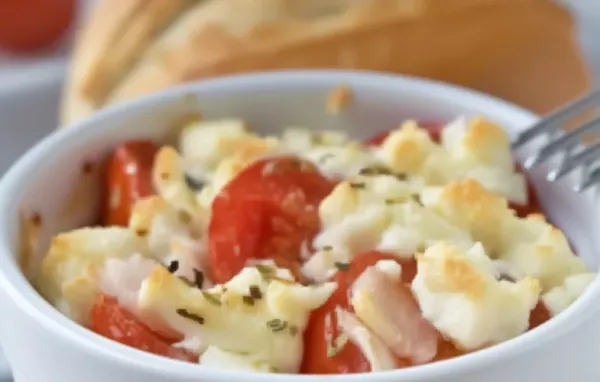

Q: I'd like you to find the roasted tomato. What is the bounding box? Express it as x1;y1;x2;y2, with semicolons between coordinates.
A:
102;140;158;227
301;251;426;374
209;157;336;283
89;294;196;362
302;250;550;373
529;301;551;330
0;0;76;52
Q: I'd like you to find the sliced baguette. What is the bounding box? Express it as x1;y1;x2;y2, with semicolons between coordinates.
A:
61;0;592;126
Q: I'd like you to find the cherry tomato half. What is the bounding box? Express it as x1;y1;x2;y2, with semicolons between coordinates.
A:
301;251;420;374
89;294;196;362
102;140;158;227
209;156;337;283
0;0;76;52
529;300;551;330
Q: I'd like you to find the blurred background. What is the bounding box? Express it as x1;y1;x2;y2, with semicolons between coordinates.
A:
0;1;598;76
0;0;599;110
573;0;600;80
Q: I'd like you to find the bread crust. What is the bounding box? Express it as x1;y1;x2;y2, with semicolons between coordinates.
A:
61;0;592;126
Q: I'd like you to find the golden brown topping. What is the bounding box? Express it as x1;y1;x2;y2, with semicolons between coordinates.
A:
326;84;353;115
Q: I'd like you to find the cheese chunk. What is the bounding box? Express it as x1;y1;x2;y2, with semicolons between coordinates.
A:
501;214;587;291
313;175;472;278
421;180;587;291
281;128;348;153
313;205;392;263
378;120;436;174
303;143;379;180
153;146;201;217
319;176;415;228
129;194;209;283
419;179;514;255
542;273;596;316
440;117;526;203
179;119;252;174
36;227;148;324
441;117;512;170
138;262;336;373
180;119;282;185
412;242;541;350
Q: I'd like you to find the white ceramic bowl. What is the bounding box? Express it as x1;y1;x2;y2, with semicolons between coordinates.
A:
0;70;599;382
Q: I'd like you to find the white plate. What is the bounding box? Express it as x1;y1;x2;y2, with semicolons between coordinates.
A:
0;59;66;380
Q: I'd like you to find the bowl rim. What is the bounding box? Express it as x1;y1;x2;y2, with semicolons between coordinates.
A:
0;69;598;381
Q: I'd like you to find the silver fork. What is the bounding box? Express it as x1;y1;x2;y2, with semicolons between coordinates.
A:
512;89;600;192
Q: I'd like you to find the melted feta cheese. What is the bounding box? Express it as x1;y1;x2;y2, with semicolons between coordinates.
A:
180;119;283;190
501;215;587;291
412;242;541;350
281;128;348;153
303;143;379;179
36;227;148;324
440;117;526;204
419;179;515;255
138;262;336;373
179;119;253;175
98;254;157;315
153;146;202;217
311;172;474;280
130;149;211;281
377;120;437;175
542;273;596;316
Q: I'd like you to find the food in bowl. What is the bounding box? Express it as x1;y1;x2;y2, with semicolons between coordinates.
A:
32;115;596;374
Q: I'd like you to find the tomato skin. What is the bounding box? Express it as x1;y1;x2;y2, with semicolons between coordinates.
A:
89;294;196;362
365;122;443;146
102;141;158;227
301;251;417;374
529;300;551;329
209;157;336;283
0;0;76;52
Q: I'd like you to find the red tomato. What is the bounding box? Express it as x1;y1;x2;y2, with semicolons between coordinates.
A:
209;157;336;283
89;294;196;362
365;122;443;146
301;251;419;374
529;300;551;329
0;0;76;52
102;140;158;227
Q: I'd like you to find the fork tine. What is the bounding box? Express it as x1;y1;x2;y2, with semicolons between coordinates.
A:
512;89;600;149
523;115;600;169
574;166;600;193
546;141;600;181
